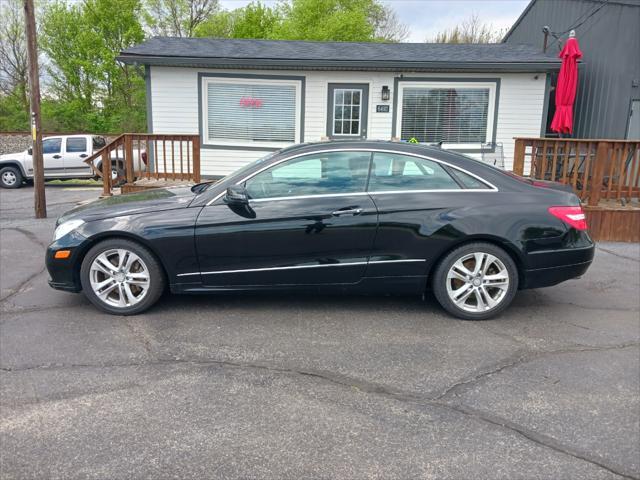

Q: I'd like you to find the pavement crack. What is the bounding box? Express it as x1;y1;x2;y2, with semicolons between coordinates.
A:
0;266;46;304
439;403;639;480
597;246;640;263
3;352;638;478
0;227;49;304
121;318;157;359
3;226;48;248
431;342;640;402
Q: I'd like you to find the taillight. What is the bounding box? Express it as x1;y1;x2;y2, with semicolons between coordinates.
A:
548;206;588;231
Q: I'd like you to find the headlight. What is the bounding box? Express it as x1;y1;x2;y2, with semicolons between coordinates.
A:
53;219;85;241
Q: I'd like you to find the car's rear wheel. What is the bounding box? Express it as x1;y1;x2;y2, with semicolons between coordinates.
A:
80;238;165;315
432;242;518;320
0;166;23;189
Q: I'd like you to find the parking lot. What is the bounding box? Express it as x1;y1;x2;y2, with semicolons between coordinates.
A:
1;185;639;479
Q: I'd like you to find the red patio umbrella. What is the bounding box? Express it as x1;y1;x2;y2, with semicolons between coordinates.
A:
550;35;583;135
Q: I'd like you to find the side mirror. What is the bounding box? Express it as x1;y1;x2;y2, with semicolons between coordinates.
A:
27;147;32;156
224;185;249;205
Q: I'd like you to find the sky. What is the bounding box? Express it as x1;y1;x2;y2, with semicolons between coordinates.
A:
218;0;530;42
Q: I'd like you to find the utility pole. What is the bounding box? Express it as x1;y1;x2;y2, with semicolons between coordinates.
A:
23;0;46;218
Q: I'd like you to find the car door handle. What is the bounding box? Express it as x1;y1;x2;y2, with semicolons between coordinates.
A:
332;208;363;216
79;154;88;158
52;154;62;159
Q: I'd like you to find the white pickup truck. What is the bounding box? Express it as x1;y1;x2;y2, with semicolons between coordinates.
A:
0;134;137;189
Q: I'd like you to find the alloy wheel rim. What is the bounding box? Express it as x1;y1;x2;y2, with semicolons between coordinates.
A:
446;252;509;313
2;171;17;186
89;248;150;308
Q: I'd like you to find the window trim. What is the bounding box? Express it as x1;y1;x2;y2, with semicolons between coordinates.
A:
392;77;501;153
207;148;497;205
198;73;306;150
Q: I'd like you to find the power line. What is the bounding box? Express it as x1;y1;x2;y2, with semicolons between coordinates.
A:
547;0;609;49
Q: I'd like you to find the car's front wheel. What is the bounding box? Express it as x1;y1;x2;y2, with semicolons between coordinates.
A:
432;242;518;320
80;239;165;315
0;166;23;189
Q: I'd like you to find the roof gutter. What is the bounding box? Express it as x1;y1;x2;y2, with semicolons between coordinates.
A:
117;54;561;72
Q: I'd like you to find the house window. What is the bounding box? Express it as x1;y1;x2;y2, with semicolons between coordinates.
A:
397;81;497;148
202;76;302;147
333;89;362;136
326;83;369;139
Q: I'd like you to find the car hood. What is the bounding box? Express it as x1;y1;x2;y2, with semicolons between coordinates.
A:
0;152;24;161
58;187;197;224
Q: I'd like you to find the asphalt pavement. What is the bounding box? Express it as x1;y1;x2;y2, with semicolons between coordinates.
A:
1;184;639;480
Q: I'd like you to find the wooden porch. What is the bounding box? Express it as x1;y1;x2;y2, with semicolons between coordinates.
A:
84;133;201;195
513;138;640;242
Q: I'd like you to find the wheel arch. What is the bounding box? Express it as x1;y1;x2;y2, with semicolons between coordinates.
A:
94;157;124;171
426;235;525;290
0;161;28;178
73;232;170;289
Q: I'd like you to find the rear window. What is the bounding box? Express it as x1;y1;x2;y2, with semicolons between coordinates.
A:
369;153;461;192
451;169;491;189
66;137;87;153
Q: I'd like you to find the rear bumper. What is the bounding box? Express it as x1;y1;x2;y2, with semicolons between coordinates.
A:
522;244;595;289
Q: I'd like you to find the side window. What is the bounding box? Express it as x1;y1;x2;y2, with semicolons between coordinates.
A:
369;153;461;192
42;138;62;154
92;136;106;149
450;169;491;189
66;137;87;153
245;151;371;200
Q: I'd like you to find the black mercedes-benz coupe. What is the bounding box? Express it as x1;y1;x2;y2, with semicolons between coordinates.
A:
46;141;594;320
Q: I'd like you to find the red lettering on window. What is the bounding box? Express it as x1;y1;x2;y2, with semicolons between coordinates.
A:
240;97;264;108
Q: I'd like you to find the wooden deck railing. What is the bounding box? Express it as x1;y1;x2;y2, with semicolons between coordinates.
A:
513;138;640;206
85;133;201;196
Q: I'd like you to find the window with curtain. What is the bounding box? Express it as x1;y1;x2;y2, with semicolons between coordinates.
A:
205;81;298;144
400;86;491;144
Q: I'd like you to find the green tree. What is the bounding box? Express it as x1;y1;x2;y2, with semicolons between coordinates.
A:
274;0;378;41
195;2;280;39
39;0;146;132
144;0;219;37
0;0;30;115
429;14;505;44
195;0;407;42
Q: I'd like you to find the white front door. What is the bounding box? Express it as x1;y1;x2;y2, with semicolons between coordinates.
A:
42;137;65;176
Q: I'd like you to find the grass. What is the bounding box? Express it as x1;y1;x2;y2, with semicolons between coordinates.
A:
46;178;103;187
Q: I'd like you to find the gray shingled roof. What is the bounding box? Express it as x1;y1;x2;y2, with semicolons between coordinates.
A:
118;37;560;72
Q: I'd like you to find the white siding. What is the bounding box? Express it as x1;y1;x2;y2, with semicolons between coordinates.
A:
149;66;547;175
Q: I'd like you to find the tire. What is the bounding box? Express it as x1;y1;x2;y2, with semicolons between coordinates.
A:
96;161;125;187
80;238;166;315
432;242;519;321
0;166;24;189
111;162;126;187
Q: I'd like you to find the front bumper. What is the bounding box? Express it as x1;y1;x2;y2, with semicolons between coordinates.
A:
45;231;88;293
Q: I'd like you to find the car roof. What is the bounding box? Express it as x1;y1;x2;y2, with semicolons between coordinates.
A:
272;140;491;172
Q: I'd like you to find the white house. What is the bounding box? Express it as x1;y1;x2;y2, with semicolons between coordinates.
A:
118;37;559;176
